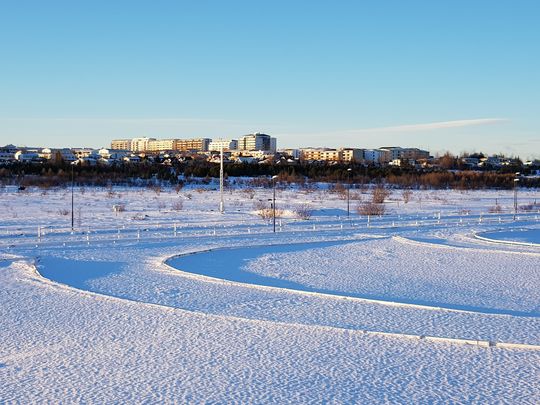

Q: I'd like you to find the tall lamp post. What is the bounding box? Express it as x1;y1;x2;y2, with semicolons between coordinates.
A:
219;145;224;213
347;168;352;219
272;175;278;233
513;172;520;221
71;161;75;231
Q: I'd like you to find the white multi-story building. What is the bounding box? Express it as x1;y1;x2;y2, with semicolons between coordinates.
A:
378;147;403;163
363;149;384;163
208;139;238;151
131;137;156;152
238;133;276;152
147;139;175;152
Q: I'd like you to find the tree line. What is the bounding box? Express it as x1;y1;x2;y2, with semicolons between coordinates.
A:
0;161;538;190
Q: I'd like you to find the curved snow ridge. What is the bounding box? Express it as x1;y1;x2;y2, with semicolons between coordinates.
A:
474;233;540;248
162;245;539;318
393;235;540;257
24;259;540;352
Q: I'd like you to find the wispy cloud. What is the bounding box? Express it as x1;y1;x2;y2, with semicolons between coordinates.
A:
0;117;242;124
345;118;509;134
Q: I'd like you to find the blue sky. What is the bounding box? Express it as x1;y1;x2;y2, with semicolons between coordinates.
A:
1;0;539;158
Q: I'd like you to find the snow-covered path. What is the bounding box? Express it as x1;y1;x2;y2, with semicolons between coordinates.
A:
27;230;540;346
2;258;540;403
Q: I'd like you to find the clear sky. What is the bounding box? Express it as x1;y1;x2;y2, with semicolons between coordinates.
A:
1;0;539;158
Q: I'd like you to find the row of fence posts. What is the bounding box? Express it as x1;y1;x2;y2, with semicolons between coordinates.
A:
28;212;540;247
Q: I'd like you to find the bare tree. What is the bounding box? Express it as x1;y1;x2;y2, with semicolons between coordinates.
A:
372;186;390;204
402;190;413;204
171;200;184;211
294;203;313;220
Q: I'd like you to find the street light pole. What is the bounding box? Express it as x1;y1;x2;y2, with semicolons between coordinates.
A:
272;175;278;233
219;145;224;214
513;172;520;221
347;168;352;219
71;163;75;231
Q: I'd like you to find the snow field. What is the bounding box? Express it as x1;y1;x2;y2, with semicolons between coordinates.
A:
1;260;539;404
1;186;540;403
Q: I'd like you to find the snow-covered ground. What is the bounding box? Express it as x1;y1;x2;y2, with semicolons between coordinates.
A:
1;185;540;403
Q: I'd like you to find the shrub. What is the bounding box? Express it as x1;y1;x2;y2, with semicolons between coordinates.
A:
157;201;167;210
243;188;256;199
333;183;348;200
257;208;284;221
147;184;161;195
58;208;70;216
294;203;313;220
488;204;503;213
402;190;413;203
520;202;540;212
372;186;390;204
171;200;184;211
113;203;126;213
357;202;385;216
253;200;283;221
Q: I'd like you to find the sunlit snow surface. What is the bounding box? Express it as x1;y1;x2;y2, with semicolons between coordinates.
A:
1;186;540;403
479;228;540;245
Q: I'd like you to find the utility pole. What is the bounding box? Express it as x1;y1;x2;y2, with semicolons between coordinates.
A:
272;175;278;232
71;162;75;231
513;172;520;221
219;145;224;214
347;168;352;218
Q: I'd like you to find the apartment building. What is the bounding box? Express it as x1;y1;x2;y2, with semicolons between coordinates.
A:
378;147;430;163
147;139;175;152
300;148;363;162
173;138;211;152
111;139;132;150
238;133;276;152
341;148;364;162
208;139;238;151
400;148;430;160
363;149;384;163
131;137;156;152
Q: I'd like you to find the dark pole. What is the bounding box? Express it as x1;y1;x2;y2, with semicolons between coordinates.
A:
273;177;276;233
513;173;520;221
347;168;352;218
71;163;74;231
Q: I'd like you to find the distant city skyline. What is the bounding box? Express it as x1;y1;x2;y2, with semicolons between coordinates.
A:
1;1;539;158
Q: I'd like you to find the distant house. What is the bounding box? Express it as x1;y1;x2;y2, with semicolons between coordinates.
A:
0;145;17;163
14;151;41;163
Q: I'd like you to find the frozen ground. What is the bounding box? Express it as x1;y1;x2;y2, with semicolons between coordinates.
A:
1;184;540;403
